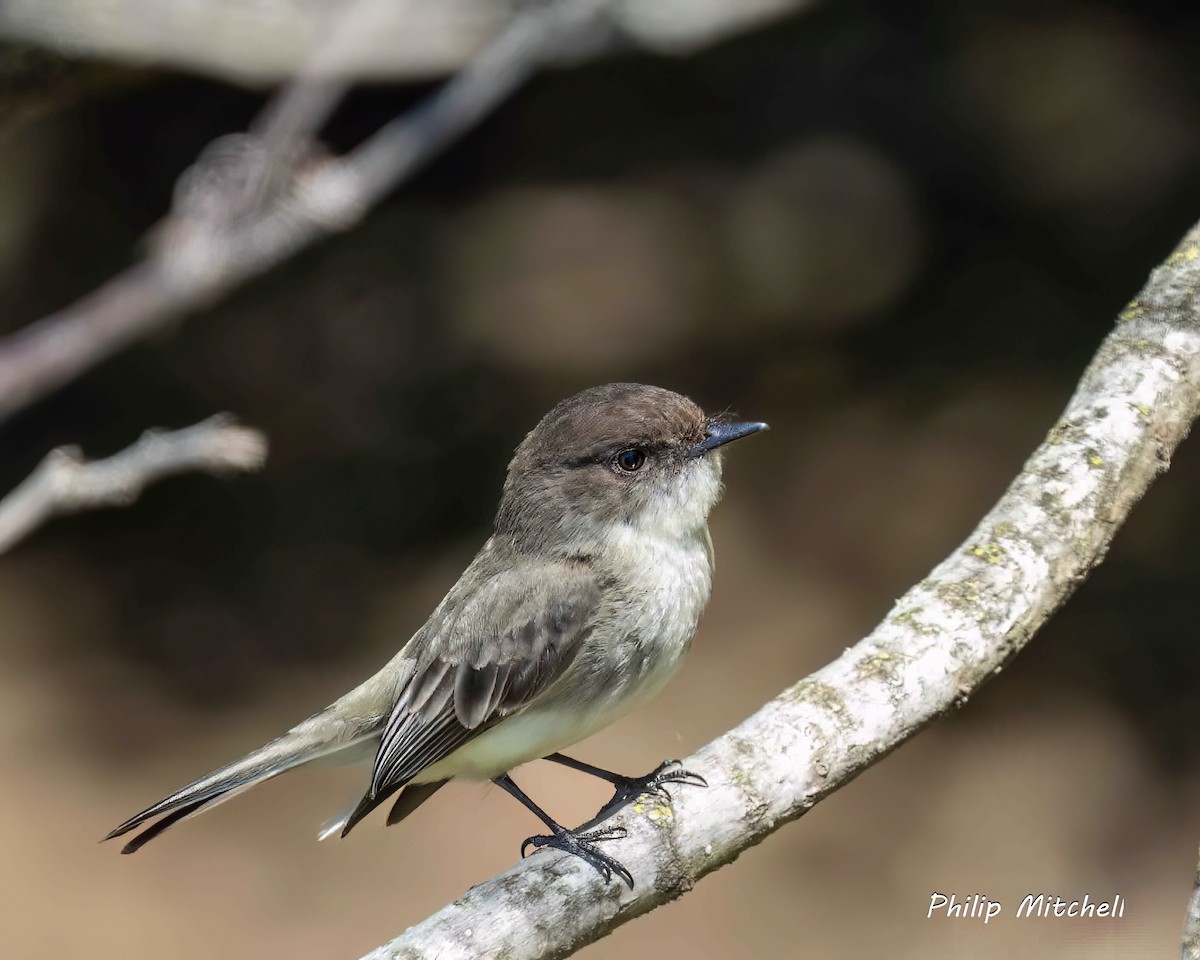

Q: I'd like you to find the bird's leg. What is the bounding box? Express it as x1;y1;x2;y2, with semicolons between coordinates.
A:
544;753;707;824
492;773;633;888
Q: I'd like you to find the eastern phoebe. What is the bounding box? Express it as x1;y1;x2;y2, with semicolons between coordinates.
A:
107;383;766;885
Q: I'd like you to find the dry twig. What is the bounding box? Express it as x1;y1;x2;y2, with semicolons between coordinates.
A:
0;0;809;84
0;0;619;424
0;415;267;555
357;224;1200;959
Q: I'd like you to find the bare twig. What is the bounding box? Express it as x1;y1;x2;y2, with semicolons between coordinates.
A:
0;0;811;84
0;415;267;555
359;225;1200;960
1185;845;1200;960
0;0;619;424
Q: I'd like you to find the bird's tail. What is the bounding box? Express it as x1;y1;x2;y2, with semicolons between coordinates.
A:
105;707;379;854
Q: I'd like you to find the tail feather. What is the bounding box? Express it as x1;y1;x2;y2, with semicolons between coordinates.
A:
106;714;379;851
339;782;404;838
118;796;211;854
386;780;447;826
333;777;449;840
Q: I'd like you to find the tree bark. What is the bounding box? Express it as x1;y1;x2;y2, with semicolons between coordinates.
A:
1185;845;1200;960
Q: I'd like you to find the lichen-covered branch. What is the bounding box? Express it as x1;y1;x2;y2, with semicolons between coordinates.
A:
1185;845;1200;960
0;0;618;425
360;224;1200;960
0;415;267;555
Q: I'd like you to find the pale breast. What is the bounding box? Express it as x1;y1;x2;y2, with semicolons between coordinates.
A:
569;522;714;714
616;525;713;663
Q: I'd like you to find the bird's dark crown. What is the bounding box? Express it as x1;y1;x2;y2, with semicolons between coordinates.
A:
513;383;707;468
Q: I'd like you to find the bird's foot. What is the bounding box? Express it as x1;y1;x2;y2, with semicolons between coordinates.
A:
595;759;707;822
521;824;633;887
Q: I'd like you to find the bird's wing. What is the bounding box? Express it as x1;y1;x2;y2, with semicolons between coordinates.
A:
340;559;600;834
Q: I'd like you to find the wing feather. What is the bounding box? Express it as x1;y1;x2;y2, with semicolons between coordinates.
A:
341;560;598;834
454;660;500;728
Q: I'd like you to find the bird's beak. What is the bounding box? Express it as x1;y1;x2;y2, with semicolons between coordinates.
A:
687;419;769;458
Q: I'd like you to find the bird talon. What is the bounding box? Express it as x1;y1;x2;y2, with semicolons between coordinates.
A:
520;835;547;858
519;824;633;886
602;759;709;818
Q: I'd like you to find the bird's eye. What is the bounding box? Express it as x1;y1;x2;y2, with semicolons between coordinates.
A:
615;449;647;472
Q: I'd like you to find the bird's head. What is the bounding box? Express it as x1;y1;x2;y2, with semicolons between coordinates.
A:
496;383;766;548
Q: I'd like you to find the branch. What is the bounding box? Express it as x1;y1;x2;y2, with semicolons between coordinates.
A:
0;0;811;84
1185;845;1200;960
361;225;1200;960
0;0;619;424
0;415;267;555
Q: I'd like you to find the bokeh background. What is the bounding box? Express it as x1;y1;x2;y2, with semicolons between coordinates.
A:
1;1;1199;958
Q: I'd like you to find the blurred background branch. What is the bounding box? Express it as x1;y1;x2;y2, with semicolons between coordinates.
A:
0;0;621;424
0;415;266;555
0;0;811;87
367;222;1200;958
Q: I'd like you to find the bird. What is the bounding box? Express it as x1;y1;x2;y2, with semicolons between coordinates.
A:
106;382;767;885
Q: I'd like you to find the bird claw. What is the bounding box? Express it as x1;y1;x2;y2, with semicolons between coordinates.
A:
595;759;707;821
521;825;633;887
